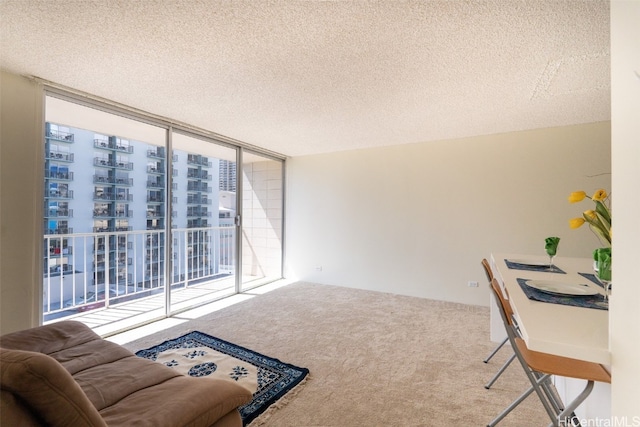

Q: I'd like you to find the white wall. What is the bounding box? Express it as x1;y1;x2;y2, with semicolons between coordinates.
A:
610;0;640;421
286;122;611;306
0;71;44;334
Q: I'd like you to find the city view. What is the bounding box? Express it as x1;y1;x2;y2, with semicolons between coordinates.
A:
43;100;283;330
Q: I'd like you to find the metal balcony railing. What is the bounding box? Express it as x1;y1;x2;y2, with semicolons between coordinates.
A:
45;170;74;181
46;209;73;218
146;195;164;203
93;175;135;186
147;148;166;158
94;139;114;150
44;227;73;235
147;165;164;174
146;181;165;189
47;151;74;162
93;158;134;170
47;189;74;199
115;144;133;153
47;130;75;142
42;227;236;316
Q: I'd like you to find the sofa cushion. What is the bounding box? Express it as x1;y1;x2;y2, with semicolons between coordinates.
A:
99;375;253;427
0;347;107;427
0;320;101;355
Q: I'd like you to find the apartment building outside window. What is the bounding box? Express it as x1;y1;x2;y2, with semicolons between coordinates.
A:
43;94;284;332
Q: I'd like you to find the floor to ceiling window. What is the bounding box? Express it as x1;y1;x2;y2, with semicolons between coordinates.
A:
42;93;284;334
169;132;238;313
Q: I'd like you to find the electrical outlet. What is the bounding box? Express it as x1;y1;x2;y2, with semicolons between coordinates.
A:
315;266;323;272
468;281;479;288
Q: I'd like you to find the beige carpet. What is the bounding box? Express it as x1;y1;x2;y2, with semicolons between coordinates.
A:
122;282;549;426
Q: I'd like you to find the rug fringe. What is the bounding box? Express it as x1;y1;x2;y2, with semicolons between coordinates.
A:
247;374;311;427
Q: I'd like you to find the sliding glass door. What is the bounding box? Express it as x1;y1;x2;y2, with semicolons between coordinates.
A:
43;95;168;329
43;93;283;333
169;132;238;312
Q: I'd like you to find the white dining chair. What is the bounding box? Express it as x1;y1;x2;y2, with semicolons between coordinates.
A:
487;278;611;427
481;258;515;389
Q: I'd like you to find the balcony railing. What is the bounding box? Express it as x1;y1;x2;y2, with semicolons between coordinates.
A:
47;189;74;199
146;195;164;203
187;155;211;167
47;151;74;162
94;192;133;201
42;227;235;316
45;171;74;181
45;227;73;234
93;139;134;153
146;181;165;189
187;171;212;180
47;130;75;142
46;209;73;218
93;175;134;187
115;144;133;153
147;148;165;159
147;165;164;174
93;158;134;170
187;183;211;192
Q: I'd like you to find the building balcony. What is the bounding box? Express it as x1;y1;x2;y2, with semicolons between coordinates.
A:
187;171;212;180
93;175;134;186
94;139;114;150
114;143;133;153
45;170;74;181
187;155;212;167
146;195;164;203
146;211;164;219
46;209;73;218
47;151;74;162
187;183;211;193
47;189;73;199
147;148;166;159
93;139;134;153
146;180;165;189
93;226;133;233
93;210;133;219
46;130;75;143
44;227;73;235
187;210;212;218
93;158;134;170
93;241;133;253
43;227;237;326
94;192;133;202
47;264;74;275
147;165;164;174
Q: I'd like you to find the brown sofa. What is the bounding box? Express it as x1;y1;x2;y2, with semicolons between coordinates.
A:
0;321;253;427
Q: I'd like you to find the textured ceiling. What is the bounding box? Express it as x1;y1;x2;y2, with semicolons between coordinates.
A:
0;0;610;157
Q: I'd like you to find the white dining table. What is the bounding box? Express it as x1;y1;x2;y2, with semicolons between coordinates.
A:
490;253;610;365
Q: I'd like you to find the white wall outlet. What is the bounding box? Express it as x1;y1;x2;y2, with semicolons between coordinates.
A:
315;266;323;271
468;281;479;288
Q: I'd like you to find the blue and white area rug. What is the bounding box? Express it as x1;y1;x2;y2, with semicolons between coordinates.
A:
135;331;309;426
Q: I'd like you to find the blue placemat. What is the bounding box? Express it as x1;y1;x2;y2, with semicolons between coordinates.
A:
505;259;566;274
578;272;605;289
516;278;607;311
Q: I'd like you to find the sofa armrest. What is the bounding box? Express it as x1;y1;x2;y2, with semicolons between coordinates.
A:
0;348;107;427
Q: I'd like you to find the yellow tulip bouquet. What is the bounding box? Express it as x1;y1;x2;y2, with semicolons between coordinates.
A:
568;189;612;246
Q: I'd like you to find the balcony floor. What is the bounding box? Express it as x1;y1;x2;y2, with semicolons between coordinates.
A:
46;277;290;338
